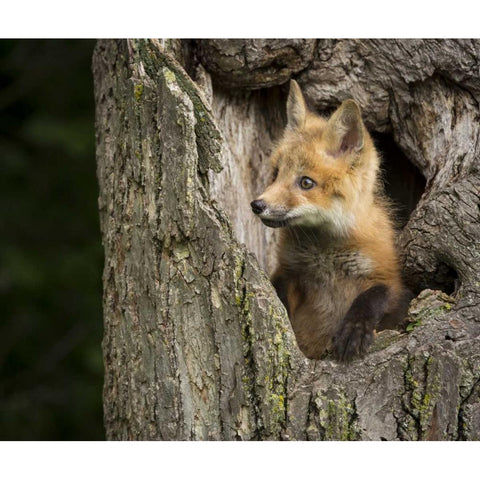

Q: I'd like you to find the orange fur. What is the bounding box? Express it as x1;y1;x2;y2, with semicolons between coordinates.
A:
254;81;404;359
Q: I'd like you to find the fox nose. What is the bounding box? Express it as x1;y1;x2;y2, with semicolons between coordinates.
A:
250;199;267;214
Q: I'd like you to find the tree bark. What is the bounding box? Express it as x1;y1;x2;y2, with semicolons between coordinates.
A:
93;39;480;440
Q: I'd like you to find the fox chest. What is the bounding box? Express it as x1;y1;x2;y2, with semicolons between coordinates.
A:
281;247;374;322
281;247;374;357
281;246;374;285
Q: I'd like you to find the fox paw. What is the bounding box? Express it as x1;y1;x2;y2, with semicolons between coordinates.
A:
332;320;373;362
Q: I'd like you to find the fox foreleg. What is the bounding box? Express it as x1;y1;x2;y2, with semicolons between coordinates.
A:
332;284;390;362
271;272;289;315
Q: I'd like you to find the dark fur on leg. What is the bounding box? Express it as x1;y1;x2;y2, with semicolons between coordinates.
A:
378;287;414;331
271;273;289;315
332;284;390;362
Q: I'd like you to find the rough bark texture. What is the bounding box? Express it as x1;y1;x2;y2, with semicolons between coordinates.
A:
196;39;316;89
94;39;480;440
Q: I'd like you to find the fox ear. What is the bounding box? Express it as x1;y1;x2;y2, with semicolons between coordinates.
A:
286;79;307;130
324;99;364;157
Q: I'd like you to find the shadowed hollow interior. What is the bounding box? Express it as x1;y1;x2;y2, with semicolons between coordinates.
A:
372;132;458;295
372;132;426;229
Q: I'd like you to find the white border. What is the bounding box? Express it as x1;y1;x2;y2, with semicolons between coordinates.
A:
1;0;479;38
1;441;479;480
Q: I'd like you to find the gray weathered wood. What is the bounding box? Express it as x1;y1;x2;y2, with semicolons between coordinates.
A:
94;39;480;440
196;39;316;89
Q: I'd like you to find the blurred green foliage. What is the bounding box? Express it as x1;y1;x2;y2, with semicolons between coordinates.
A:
0;40;104;440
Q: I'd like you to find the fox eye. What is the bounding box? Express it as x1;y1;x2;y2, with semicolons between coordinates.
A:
299;176;316;190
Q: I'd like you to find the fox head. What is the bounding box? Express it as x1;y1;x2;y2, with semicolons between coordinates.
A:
251;80;380;236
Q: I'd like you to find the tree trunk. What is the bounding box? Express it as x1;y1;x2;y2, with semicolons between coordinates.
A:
93;39;480;440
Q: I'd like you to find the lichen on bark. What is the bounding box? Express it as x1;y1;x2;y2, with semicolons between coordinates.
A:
94;39;480;441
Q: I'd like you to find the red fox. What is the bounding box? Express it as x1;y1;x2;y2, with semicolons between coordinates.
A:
251;80;411;362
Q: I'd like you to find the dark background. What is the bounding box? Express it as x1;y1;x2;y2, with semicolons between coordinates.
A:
0;40;103;440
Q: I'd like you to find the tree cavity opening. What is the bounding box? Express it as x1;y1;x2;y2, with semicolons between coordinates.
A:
372;132;426;229
371;133;461;297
